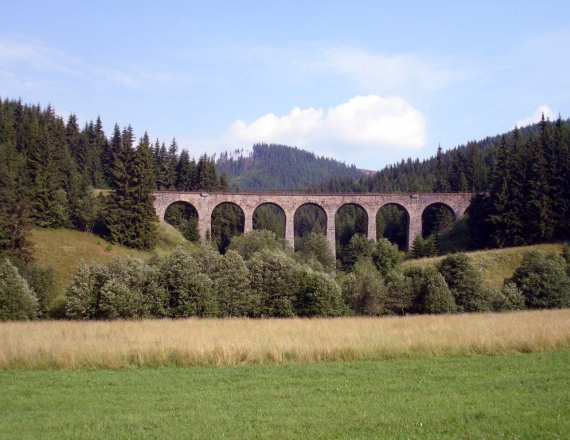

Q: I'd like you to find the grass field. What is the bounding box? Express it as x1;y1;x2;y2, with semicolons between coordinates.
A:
2;310;570;370
30;222;195;290
403;243;564;287
1;351;569;439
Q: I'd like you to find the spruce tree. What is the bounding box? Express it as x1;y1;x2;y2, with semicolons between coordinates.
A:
433;144;449;192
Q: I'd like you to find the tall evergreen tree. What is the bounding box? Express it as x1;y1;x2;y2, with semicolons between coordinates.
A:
433;144;449;192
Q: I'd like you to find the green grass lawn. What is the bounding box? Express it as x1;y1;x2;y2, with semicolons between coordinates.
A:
2;351;569;439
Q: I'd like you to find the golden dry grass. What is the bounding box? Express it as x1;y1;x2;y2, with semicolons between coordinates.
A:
2;310;570;370
403;243;564;287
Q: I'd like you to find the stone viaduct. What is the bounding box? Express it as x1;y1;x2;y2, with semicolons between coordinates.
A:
153;192;472;255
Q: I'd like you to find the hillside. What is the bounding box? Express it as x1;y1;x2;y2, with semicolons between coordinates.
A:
31;222;195;291
403;243;565;287
216;143;364;190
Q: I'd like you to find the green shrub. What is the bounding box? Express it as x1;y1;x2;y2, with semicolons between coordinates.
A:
438;253;491;312
372;238;404;277
298;233;335;273
491;282;525;312
340;234;375;270
341;260;387;316
0;259;39;320
421;267;457;314
228;230;287;261
211;250;253;317
295;268;347;317
509;251;570;309
158;247;218;318
247;249;300;317
66;256;167;319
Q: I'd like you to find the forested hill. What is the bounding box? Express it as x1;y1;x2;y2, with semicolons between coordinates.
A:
215;143;364;190
311;122;553;193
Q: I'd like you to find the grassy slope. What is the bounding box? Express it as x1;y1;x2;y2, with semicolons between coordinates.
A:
403;243;564;287
30;222;195;291
1;351;569;439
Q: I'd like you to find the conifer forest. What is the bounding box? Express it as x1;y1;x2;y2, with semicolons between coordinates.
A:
1;97;570;321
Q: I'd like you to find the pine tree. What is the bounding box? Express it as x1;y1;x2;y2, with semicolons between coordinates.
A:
525;133;554;243
488;135;514;247
165;138;178;190
433;144;449;192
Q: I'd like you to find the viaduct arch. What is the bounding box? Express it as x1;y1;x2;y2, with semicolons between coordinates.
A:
154;192;472;255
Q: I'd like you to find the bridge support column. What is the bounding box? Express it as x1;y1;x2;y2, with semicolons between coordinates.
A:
407;215;422;251
325;209;337;262
198;209;212;242
244;211;253;235
285;212;295;250
366;208;377;242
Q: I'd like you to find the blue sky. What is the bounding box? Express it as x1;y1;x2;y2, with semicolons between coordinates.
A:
2;0;570;170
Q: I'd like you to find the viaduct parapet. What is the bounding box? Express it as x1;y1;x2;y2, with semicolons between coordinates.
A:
153;192;472;254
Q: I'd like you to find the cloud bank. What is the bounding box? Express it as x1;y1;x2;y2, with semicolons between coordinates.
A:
219;95;427;167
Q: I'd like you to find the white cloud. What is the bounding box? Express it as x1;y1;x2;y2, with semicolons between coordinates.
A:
216;95;427;167
515;105;556;128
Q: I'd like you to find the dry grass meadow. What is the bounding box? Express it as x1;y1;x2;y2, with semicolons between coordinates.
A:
2;309;570;370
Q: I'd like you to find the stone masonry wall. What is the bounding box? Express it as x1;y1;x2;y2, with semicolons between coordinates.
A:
154;192;473;256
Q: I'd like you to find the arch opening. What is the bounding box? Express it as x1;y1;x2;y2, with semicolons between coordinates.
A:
293;203;327;252
164;202;200;242
211;202;245;254
377;204;409;251
335;204;368;265
422;203;455;239
253;203;286;238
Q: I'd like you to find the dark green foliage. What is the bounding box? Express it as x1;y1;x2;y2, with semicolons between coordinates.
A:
0;259;39;320
217;143;364;191
422;268;457;314
340;234;375;270
297;232;335;273
376;204;408;251
491;282;525;312
247;249;299;317
438;253;490;312
10;259;58;317
294;204;326;250
105;131;158;250
341;260;386;315
164;202;200;242
434;144;449;192
509;251;570;309
372;238;404;277
295;268;347;317
210;250;253;317
65;256;167;320
252;204;285;239
403;266;456;314
422;204;454;238
408;235;439;259
211;203;244;253
228;229;287;261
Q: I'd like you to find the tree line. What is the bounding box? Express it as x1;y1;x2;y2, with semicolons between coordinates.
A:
3;230;569;320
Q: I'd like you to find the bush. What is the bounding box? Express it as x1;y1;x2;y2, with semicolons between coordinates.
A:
157;247;218;318
341;260;387;315
491;282;525;312
340;234;375;270
295;268;347;317
66;256;167;319
298;233;335;273
438;253;490;312
10;259;58;317
0;259;38;320
247;249;300;317
228;229;287;261
421;267;457;314
372;238;404;277
509;251;570;309
403;266;456;314
211;250;254;317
